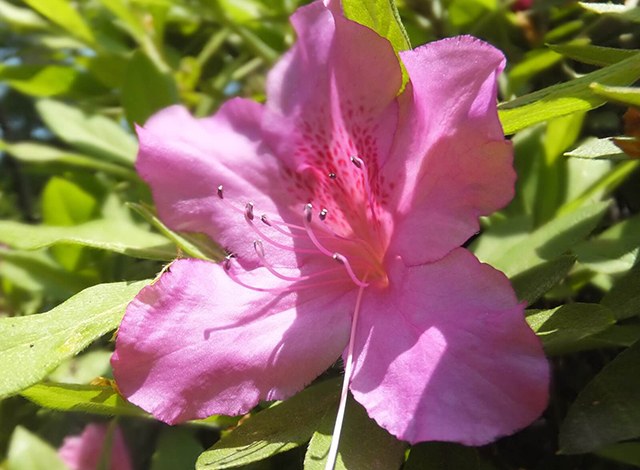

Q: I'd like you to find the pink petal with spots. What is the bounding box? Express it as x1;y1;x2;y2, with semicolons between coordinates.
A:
263;1;401;243
58;424;132;470
111;258;356;424
349;249;549;445
136;98;307;269
383;36;516;266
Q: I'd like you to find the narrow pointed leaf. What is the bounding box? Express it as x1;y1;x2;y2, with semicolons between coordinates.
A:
510;255;577;306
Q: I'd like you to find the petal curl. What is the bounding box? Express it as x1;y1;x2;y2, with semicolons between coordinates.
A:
383;36;515;265
349;249;549;445
58;424;132;470
112;258;356;424
136;98;301;269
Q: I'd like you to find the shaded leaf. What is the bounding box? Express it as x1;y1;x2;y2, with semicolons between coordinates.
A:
0;280;148;397
151;428;204;470
601;265;640;320
304;396;405;470
405;442;479;470
510;255;577;306
574;213;640;275
548;43;638;67
196;379;340;469
122;50;179;128
526;303;615;355
560;341;640;453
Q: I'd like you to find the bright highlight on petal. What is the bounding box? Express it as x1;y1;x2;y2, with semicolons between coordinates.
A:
112;0;549;457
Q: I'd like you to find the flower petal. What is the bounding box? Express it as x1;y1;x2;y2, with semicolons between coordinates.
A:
58;424;132;470
263;1;401;241
349;248;549;445
136;98;301;268
112;258;356;424
383;36;515;265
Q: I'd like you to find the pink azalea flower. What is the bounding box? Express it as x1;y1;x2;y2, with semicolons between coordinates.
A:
111;0;549;453
58;424;133;470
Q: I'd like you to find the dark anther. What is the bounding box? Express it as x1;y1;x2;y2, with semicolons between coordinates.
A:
304;203;313;223
217;185;224;199
350;156;362;169
329;172;337;179
245;202;254;221
319;208;328;221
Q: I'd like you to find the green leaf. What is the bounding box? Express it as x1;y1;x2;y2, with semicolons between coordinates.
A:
20;382;146;416
304;396;405;470
404;442;479;470
49;350;113;384
580;2;640;23
0;220;178;260
547;43;638;67
0;279;148;397
470;215;533;262
526;303;615;355
590;83;640;107
508;49;562;94
510;255;577;306
576;324;640;350
498;52;640;135
0;0;48;29
196;379;341;469
95;0;146;42
342;0;411;53
0;65;97;98
36;100;137;165
151;428;204;470
601;265;640;320
573;213;640;275
0;249;93;298
20;0;94;44
559;340;640;454
488;202;609;276
121;50;179;128
565;137;629;160
0;140;139;179
128;203;222;261
596;442;640;467
6;426;70;470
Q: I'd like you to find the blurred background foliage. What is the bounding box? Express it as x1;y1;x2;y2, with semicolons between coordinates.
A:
1;0;640;469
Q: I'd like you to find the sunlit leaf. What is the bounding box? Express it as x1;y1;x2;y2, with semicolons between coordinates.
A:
36;100;137;165
20;0;94;44
0;220;177;260
0;0;49;30
498;52;640;134
486;202;609;276
20;382;146;417
590;83;640;107
601;265;640;320
0;65;104;98
580;2;640;23
6;426;70;470
0;279;148;397
566;137;629;160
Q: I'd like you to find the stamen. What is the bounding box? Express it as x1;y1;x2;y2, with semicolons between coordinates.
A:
317;208;379;259
323;271;370;470
333;253;369;288
223;256;343;293
319;208;328;221
245;208;320;254
302;204;335;258
329;172;337;179
253;240;344;282
216;184;244;214
245;202;254;221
